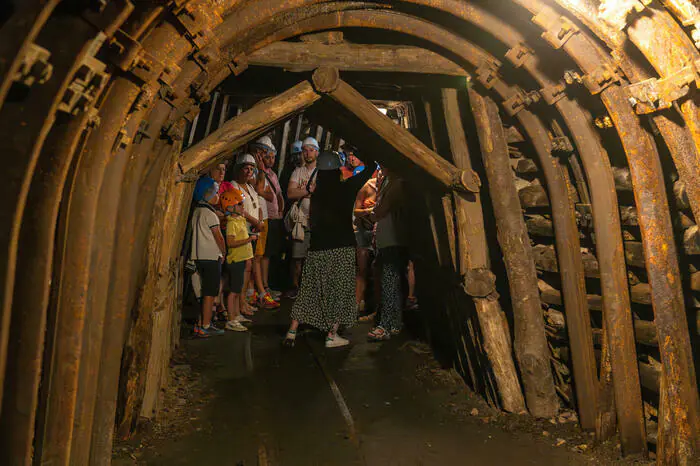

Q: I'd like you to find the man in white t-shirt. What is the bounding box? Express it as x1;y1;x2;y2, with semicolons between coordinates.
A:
286;136;319;296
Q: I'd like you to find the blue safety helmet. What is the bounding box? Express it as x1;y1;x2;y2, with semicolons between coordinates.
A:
317;151;343;171
291;140;303;154
193;176;218;202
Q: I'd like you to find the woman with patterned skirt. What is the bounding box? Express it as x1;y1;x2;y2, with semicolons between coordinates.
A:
284;150;373;348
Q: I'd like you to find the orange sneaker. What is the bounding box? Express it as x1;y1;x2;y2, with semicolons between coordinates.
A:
260;292;280;309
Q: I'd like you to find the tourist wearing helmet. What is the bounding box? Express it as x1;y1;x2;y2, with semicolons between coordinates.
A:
249;136;283;309
190;176;226;337
220;188;258;332
285;136;320;297
284;149;374;348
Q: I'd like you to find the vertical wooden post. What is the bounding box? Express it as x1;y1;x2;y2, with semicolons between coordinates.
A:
467;90;558;417
277;119;291;177
440;88;526;413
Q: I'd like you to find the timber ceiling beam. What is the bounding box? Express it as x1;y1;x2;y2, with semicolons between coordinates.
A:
178;80;321;173
247;41;468;76
311;67;479;193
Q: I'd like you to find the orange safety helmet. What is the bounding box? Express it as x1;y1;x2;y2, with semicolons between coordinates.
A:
219;187;245;212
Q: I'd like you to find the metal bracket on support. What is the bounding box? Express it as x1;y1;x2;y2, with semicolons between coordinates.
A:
598;0;652;31
503;88;540;116
551;135;574;154
81;0;134;34
625;60;700;114
540;81;567;105
58;34;108;115
13;43;53;87
580;63;622;94
575;203;593;228
532;10;579;49
133;120;151;144
192;43;220;73
170;0;223;50
475;59;501;89
505;43;534;68
229;53;249;76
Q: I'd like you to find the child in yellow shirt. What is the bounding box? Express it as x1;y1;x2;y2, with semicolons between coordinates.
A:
220;189;258;332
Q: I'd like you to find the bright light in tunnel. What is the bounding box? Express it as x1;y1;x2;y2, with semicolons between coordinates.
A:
377;107;388;115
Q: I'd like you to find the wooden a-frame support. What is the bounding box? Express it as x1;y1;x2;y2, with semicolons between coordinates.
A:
179;67;479;196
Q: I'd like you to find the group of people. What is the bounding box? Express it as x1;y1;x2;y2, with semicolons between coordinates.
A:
188;134;416;347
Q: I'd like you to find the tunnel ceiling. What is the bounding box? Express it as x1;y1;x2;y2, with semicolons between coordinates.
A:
1;0;700;465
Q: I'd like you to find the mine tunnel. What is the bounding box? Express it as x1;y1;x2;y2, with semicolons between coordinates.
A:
2;0;700;464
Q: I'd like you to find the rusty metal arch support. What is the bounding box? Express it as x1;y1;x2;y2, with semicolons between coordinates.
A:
553;0;700;223
509;0;698;459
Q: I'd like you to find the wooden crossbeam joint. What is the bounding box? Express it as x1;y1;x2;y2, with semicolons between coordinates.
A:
311;66;340;93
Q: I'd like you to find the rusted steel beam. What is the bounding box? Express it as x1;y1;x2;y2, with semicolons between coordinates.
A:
0;110;94;466
0;0;90;415
514;112;597;428
469;90;559;418
604;88;700;463
248;41;467;75
553;0;700;224
311;67;478;192
0;6;131;465
440;88;525;413
504;0;647;455
35;79;142;465
179;80;320;173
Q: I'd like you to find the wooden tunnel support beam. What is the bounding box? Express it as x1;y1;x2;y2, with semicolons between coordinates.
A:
468;91;558;418
179;80;321;173
248;41;467;76
311;67;479;193
441;88;526;413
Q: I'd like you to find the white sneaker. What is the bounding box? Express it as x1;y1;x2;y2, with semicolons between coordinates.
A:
325;333;349;348
234;314;252;324
225;320;248;332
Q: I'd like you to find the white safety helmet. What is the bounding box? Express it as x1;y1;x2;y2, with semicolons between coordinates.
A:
235;153;256;166
253;135;276;154
302;136;319;151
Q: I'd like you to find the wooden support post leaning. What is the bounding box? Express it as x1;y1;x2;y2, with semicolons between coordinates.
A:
468;90;558;418
440;88;526;413
311;67;479;193
179;80;321;173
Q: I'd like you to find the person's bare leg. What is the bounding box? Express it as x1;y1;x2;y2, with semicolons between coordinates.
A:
231;293;241;321
293;259;302;289
261;257;270;290
356;247;369;306
202;296;215;327
284;319;300;345
407;260;416;299
254;256;266;295
241;259;254;315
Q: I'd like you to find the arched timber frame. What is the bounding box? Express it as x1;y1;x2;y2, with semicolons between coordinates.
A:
0;1;699;465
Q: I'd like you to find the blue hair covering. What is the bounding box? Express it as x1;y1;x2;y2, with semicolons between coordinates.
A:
291;140;303;154
193;176;217;202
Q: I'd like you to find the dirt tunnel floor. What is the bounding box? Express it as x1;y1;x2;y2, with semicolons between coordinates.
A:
113;302;651;465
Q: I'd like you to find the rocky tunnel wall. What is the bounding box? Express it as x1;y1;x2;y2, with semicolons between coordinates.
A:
0;1;699;464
